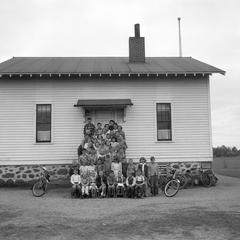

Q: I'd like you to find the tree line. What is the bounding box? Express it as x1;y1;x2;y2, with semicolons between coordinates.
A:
213;145;240;157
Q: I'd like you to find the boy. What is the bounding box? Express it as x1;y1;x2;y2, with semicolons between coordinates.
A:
107;171;116;197
89;170;98;198
96;170;107;197
95;122;103;136
69;159;80;177
84;117;95;136
70;168;81;198
138;157;148;197
149;156;159;196
116;171;125;197
135;169;145;198
81;172;90;197
126;172;136;198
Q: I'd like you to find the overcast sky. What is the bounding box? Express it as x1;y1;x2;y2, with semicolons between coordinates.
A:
0;0;239;148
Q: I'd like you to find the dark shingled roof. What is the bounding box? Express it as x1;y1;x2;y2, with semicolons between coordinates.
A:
0;57;225;75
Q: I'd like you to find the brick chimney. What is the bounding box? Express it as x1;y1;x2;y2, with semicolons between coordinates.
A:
129;24;145;63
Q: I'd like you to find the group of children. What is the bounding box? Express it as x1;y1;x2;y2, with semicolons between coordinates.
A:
70;118;159;198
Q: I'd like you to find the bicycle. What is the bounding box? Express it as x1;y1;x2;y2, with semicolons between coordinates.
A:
162;169;180;197
200;169;218;187
32;166;51;197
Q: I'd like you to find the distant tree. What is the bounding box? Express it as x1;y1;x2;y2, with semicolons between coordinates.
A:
213;145;240;157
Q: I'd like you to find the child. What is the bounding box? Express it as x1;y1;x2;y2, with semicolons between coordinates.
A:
89;170;98;197
127;158;136;177
121;158;128;178
96;122;103;136
149;156;159;196
116;171;125;196
79;158;89;176
138;157;148;197
117;125;125;139
111;156;122;177
107;171;116;197
96;171;107;197
84;117;95;136
96;158;105;174
70;168;81;197
108;120;115;131
69;159;80;177
104;154;112;176
135;169;145;198
110;137;119;152
126;172;136;198
81;173;90;197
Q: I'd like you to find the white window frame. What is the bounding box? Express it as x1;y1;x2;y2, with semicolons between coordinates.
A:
154;101;175;143
33;103;54;144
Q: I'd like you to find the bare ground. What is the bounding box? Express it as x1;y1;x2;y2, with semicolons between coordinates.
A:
0;175;240;240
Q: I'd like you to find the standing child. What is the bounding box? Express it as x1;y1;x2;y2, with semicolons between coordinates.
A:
84;117;95;136
138;157;149;197
111;156;122;177
148;156;159;196
135;169;145;198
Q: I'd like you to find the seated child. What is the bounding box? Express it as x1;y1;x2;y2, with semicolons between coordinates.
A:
107;171;116;197
116;171;125;196
70;169;81;197
81;173;90;197
89;170;98;197
96;170;107;197
135;169;145;198
126;172;136;198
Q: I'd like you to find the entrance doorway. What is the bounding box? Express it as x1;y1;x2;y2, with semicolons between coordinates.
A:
85;108;124;125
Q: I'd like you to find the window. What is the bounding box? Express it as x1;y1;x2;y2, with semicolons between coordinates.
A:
36;104;51;142
156;103;172;141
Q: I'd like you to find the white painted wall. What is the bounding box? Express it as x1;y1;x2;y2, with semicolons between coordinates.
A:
0;76;212;164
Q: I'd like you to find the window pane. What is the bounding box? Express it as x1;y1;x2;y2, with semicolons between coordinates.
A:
36;104;51;142
156;103;172;141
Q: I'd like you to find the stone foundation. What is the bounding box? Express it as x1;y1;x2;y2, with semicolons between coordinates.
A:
0;164;71;186
0;161;211;186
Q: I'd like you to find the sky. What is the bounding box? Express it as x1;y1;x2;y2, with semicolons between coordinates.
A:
0;0;239;148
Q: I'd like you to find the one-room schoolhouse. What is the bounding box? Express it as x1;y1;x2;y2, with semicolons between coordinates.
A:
0;24;225;184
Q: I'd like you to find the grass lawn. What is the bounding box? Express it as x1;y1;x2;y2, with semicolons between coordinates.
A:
213;156;240;178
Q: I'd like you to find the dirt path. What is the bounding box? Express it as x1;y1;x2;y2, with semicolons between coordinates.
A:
0;175;240;240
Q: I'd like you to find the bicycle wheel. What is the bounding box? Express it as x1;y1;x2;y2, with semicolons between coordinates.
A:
184;173;194;188
201;172;211;187
32;179;47;197
164;179;180;197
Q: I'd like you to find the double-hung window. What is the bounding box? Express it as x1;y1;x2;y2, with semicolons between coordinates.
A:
156;103;172;141
36;104;51;142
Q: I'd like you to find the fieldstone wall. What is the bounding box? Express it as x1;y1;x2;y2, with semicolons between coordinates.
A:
0;164;71;186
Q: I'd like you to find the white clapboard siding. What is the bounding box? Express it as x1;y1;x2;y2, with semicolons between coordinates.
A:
0;76;212;164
